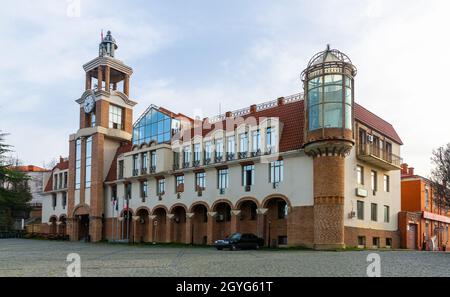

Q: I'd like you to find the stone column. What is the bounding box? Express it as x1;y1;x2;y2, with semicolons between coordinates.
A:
256;208;268;240
85;72;92;90
104;66;111;92
97;66;103;91
185;213;195;245
132;216;140;244
230;210;241;234
313;155;345;250
148;215;156;243
166;214;174;243
123;74;130;96
207;212;217;245
90;216;102;242
56;221;62;235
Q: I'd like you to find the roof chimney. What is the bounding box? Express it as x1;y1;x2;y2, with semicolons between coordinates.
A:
401;163;408;175
225;111;232;118
408;167;415;176
277;97;285;106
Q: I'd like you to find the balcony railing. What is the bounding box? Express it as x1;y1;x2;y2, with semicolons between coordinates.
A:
357;143;402;171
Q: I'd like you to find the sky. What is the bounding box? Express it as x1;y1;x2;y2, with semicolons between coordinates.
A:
0;0;449;177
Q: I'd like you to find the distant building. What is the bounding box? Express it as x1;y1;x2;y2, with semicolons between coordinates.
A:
9;165;49;229
399;164;450;251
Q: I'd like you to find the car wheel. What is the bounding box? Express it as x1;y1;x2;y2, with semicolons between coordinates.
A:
231;244;237;251
217;247;223;251
255;244;260;250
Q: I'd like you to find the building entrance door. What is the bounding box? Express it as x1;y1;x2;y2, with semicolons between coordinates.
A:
407;224;417;250
78;215;90;242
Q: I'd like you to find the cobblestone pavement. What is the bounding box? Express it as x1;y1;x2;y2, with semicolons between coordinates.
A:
0;239;448;277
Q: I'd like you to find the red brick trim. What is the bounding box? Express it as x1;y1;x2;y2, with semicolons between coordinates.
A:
189;201;211;213
211;199;233;211
261;194;292;208
235;196;260;209
169;203;189;214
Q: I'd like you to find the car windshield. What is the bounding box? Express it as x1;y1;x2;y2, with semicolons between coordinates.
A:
229;233;241;240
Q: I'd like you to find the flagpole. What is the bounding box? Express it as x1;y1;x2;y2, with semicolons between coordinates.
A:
111;198;114;243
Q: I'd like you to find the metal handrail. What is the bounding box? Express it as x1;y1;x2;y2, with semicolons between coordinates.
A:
358;143;402;166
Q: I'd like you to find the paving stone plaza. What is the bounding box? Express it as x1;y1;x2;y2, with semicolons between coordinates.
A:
0;239;448;277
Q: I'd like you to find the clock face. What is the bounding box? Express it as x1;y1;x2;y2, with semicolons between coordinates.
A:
84;95;95;113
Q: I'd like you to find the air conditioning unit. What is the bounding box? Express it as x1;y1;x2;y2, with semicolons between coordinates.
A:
245;185;251;192
177;192;181;199
348;211;356;219
273;182;280;189
219;188;225;195
367;135;374;142
216;215;225;222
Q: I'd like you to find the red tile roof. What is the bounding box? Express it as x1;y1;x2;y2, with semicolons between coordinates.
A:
354;103;403;145
43;159;70;193
11;165;48;172
105;99;402;182
105;142;133;182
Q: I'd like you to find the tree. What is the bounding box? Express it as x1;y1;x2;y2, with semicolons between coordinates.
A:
0;132;32;231
430;144;450;214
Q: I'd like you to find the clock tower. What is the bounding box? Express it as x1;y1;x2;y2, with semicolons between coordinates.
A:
67;31;137;242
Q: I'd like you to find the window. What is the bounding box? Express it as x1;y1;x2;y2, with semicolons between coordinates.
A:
59;173;63;189
63;172;68;188
109;104;123;130
193;143;201;164
183;146;191;167
157;178;165;196
215;139;223;161
371;170;377;193
175;175;184;193
252;130;261;153
141;153;148;173
54;174;58;190
359;128;367;153
357;201;364;220
357;165;364;185
111;185;117;201
132;108;172;146
383;175;390;192
358;236;366;247
425;187;429;209
89;112;96;128
373;237;380;248
140;180;148;201
62;192;67;210
85;136;92;188
125;183;132;200
277;201;288;219
218;169;229;190
307;74;352;130
132;154;139;176
239;133;248;155
150;151;157;171
227;136;235;159
52;194;57;210
242;165;255;186
270;160;284;184
384;205;390;223
195;172;206;191
386;238;392;247
371;203;378;222
204;141;212;162
75;139;81;190
173;151;180;169
266;127;273;151
118;160;124;179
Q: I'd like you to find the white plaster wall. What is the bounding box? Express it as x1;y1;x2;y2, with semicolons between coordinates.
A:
104;153;313;217
42;192;68;222
344;148;401;232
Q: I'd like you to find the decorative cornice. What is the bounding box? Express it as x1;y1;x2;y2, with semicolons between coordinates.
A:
76;90;137;107
83;56;133;76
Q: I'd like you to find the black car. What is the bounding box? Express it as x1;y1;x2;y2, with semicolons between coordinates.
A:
214;233;264;251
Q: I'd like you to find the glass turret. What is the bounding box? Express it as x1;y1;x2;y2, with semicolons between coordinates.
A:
302;45;357;155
